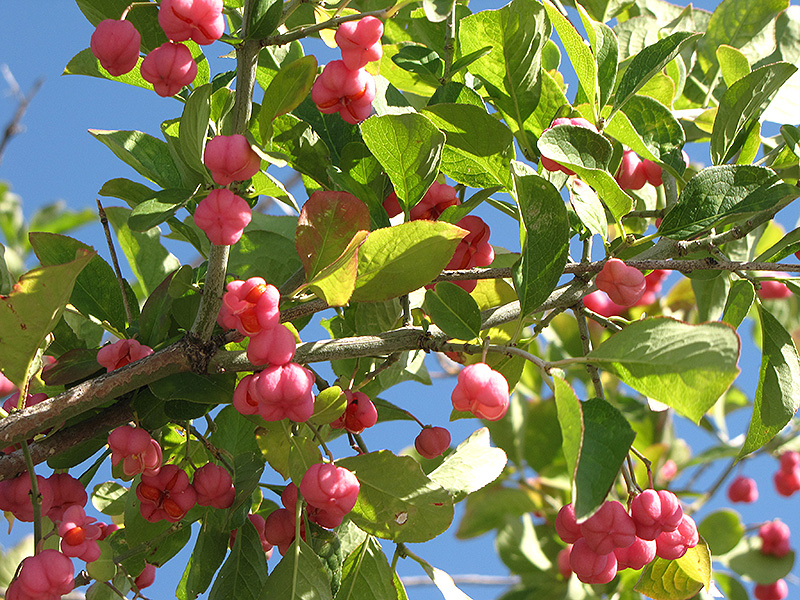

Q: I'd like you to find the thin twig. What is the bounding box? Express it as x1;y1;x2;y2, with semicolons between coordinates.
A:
98;199;133;326
0;71;43;167
572;303;604;400
20;441;41;553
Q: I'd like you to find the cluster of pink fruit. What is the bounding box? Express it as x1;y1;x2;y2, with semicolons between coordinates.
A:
311;17;383;124
0;469;152;598
615;148;665;190
264;463;360;554
754;520;791;600
91;0;224;96
583;258;668;318
194;134;261;246
555;490;698;585
384;182;494;293
773;450;800;496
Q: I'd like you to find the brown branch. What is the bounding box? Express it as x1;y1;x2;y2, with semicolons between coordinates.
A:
0;72;43;167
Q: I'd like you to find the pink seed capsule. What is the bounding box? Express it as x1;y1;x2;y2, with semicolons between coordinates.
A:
580;500;637;555
630;489;683;541
158;0;224;45
140;41;198;97
253;362;315;422
90;19;141;76
727;475;758;503
759;519;791;557
555;503;583;544
331;390;379;435
615;149;647;190
193;463;235;509
414;426;451;459
451;362;509;421
654;513;698;560
299;463;360;519
569;538;618;584
193;188;252;246
311;60;376;124
203;134;261;186
335;16;384;70
595;258;646;307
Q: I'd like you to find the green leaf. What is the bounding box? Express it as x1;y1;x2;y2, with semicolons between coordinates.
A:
553;372;582;484
722;280;756;328
305;231;369;307
568;178;607;242
658;166;799;240
711;62;797;165
424;282;482;341
228;229;302;286
74;0;165;51
351;221;466;303
91;481;128;516
421;103;514;190
177;509;230;600
89;129;183;189
456;485;538;539
512;167;569;317
698;509;744;555
150;372;236;405
422;0;452;23
337;450;454;543
392;44;445;85
577;4;618;110
337;537;402;600
259;55;318;141
612;32;702;119
99;178;156;208
265;114;333;188
722;536;795;584
697;0;789;76
309;386;347;426
105;206;181;297
537;125;633;219
717;45;751;87
574;399;635;520
179;84;212;176
0;250;93;387
458;0;548;156
248;0;283;39
586;319;741;424
496;513;551;574
429;428;507;502
260;538;333;600
293;95;362;166
361;113;445;213
621;94;685;161
740;306;800;457
712;573;750;600
64;49;154;92
209;517;267;600
129;189;194;232
29;233;129;332
634;540;712;600
544;0;597;114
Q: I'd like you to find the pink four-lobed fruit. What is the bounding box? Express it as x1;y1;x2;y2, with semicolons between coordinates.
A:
555;503;583;544
414;426;451;459
614;536;657;571
569;538;618;584
246;324;297;367
0;474;53;522
140;41;198;97
595;258;647;307
615;149;647;191
540;117;597;176
451;362;510;421
580;500;637;555
654;513;699;560
331;390;378;434
335;17;384;70
6;549;74;600
203;134;261;186
311;60;376;125
97;339;154;372
136;464;197;523
754;579;789;600
46;473;88;522
194;188;253;245
193;463;235;509
728;475;758;503
299;463;360;524
557;546;572;579
758;278;792;300
90;19;141;76
218;277;281;337
630;489;683;541
759;520;791;557
383;182;460;221
264;507;303;555
774;451;800;496
444;216;495;292
134;564;157;590
641;159;663;187
158;0;224;45
108;425;163;478
59;504;102;562
234;362;315;422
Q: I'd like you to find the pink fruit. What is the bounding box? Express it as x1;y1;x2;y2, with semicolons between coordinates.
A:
218;277;281;337
451;362;509;421
414;426;451;459
727;475;758;503
0;474;54;522
581;500;637;555
264;507;303;555
281;482;342;529
108;425;162;478
540;117;597;175
443;216;494;292
59;505;102;562
759;520;791;557
779;451;800;471
569;538;618;584
90;19;141;76
637;269;668;306
246;325;297;367
193;463;235;509
331;390;378;435
158;0;224;45
582;290;626;318
615;149;647;190
136;464;197;523
0;371;15;396
311;60;376;124
97;339;154;372
299;463;360;522
659;459;678;482
614;536;656;570
383;182;460;221
203;134;261;186
134;564;156;590
555;503;583;544
641;159;663;187
754;579;789;600
655;514;698;560
335;17;384;70
557;546;572;579
233;372;260;416
46;473;88;522
193;188;252;246
758;279;792;300
140;41;198;97
252;362;315;422
630;489;683;541
97;522;119;541
6;549;74;600
774;468;800;496
595;258;646;307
